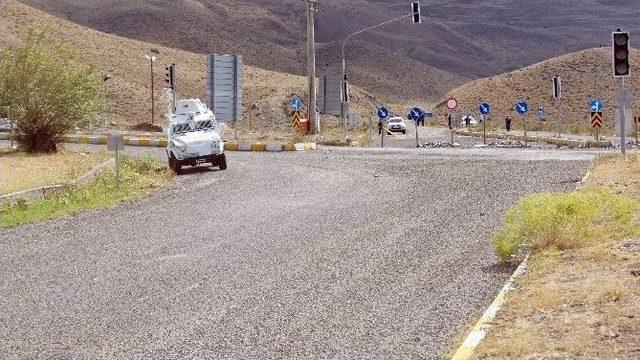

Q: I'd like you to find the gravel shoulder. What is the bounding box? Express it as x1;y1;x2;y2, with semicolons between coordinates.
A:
0;147;593;359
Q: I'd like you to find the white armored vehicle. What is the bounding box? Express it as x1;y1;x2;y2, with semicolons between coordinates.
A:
166;99;227;174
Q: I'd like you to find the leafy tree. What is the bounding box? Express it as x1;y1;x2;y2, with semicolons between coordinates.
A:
0;28;107;152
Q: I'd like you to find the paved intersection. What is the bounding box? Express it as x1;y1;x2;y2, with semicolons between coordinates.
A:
0;143;597;359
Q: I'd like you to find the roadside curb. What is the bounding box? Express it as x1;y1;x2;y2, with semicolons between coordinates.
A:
454;129;612;148
0;133;317;152
0;158;115;205
224;142;317;152
450;256;529;360
451;163;595;359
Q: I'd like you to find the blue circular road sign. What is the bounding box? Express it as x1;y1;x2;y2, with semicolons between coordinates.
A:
478;102;490;115
589;99;604;112
378;106;390;119
515;101;529;116
410;107;424;121
291;96;302;111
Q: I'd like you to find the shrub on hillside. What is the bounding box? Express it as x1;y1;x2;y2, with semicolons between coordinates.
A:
0;28;106;152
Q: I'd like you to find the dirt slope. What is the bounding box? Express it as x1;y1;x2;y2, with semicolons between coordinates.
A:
0;0;382;134
436;47;640;133
16;0;640;102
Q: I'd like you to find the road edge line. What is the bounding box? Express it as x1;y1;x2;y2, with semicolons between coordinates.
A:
450;255;529;360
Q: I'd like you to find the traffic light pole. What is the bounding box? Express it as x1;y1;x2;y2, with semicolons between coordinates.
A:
150;59;155;125
621;77;627;157
341;13;413;122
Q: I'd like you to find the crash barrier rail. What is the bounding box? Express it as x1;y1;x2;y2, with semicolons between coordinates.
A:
454;129;613;148
0;133;316;152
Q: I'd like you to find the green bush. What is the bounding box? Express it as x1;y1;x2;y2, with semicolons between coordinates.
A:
0;28;107;152
493;188;639;262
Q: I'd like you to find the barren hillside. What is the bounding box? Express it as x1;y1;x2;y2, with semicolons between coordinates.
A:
436;47;640;134
16;0;640;103
0;0;384;136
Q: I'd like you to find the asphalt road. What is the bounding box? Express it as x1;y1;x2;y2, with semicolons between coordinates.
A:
0;144;597;359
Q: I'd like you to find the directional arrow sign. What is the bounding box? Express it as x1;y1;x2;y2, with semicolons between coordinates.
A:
478;102;490;115
291;96;302;111
515;101;528;116
589;99;603;112
377;106;389;119
410;107;424;121
292;111;302;127
591;112;603;128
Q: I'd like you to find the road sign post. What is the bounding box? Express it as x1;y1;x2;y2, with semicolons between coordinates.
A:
515;100;529;146
591;112;603;141
207;54;243;139
107;134;124;186
447;97;459;145
589;100;604;141
553;76;562;138
410;107;424;148
478;102;490;144
377;106;389;148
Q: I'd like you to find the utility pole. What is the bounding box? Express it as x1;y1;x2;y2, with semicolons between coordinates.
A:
305;0;318;134
145;51;158;125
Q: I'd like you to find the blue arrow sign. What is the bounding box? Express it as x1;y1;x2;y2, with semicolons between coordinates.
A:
410;107;424;121
589;99;603;112
291;96;302;111
478;102;490;115
515;101;528;116
377;106;389;119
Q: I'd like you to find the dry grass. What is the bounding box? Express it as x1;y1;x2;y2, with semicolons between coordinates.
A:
474;155;640;359
0;149;110;193
581;153;640;198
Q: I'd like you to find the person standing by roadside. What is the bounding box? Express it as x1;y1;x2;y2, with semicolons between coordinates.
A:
378;119;384;135
505;115;512;132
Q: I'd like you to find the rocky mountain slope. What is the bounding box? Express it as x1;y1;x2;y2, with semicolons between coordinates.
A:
435;47;640;134
1;0;384;136
16;0;640;103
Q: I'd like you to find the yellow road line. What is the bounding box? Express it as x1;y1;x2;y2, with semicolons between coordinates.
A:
450;256;529;360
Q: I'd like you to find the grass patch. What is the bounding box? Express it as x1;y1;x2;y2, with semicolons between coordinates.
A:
471;155;640;359
0;156;171;228
493;188;639;262
1;149;111;193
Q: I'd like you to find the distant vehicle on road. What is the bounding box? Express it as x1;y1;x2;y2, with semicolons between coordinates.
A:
460;115;478;127
387;117;407;134
166;99;227;174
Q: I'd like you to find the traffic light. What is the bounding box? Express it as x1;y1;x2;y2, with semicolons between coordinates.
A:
412;2;421;24
612;31;630;77
164;63;175;89
553;76;561;99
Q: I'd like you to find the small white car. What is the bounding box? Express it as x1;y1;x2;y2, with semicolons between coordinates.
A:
387;117;407;134
460;115;478;127
166;99;226;174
